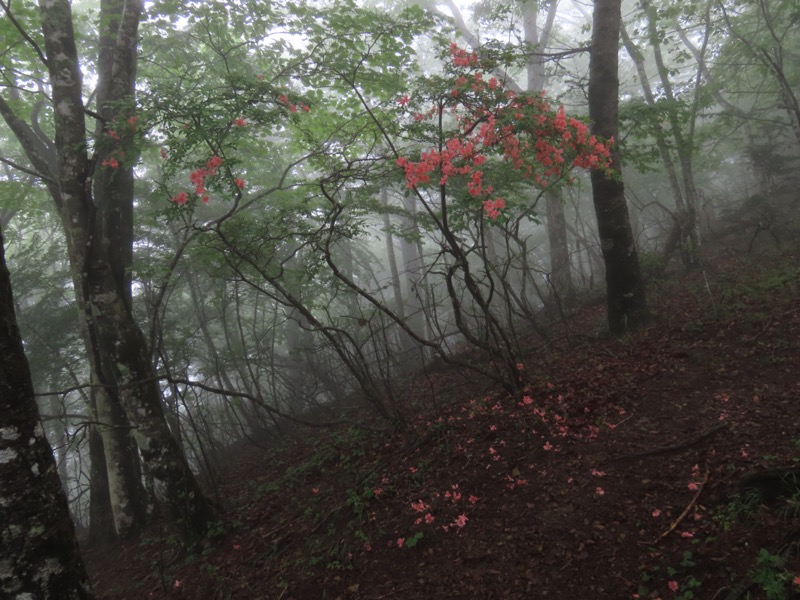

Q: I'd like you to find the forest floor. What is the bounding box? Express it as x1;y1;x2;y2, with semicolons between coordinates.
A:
84;244;800;600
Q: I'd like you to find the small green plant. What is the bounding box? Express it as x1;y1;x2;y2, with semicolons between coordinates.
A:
749;548;792;600
777;487;800;521
325;559;350;571
680;550;696;569
404;531;424;548
206;519;226;540
637;565;660;596
712;491;761;530
201;563;220;577
675;575;701;599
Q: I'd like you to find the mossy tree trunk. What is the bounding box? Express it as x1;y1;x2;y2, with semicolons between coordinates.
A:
36;0;215;549
0;227;94;600
0;0;215;549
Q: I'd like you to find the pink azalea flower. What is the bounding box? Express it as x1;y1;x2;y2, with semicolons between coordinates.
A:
453;514;468;528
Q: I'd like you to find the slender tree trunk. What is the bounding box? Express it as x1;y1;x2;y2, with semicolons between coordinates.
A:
381;188;406;322
545;187;574;302
640;0;701;268
0;228;94;600
620;22;696;270
399;194;428;352
588;0;649;334
92;382;148;538
718;0;800;149
522;1;574;301
86;408;116;545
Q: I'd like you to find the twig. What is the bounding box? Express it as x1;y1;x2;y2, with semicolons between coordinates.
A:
640;469;710;546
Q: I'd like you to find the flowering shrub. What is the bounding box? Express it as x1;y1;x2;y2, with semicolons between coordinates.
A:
396;44;613;220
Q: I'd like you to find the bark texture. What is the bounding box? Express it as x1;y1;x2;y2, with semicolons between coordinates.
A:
0;229;94;600
34;0;213;548
588;0;649;334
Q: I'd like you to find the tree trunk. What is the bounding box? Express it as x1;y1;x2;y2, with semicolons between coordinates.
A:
35;0;215;549
92;382;148;538
545;187;575;302
399;194;426;337
639;0;701;268
588;0;649;335
620;21;698;270
0;228;94;600
86;411;116;545
381;188;406;322
523;0;574;302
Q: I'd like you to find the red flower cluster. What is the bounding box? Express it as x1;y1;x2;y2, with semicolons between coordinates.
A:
449;42;478;68
170;154;245;206
277;93;310;113
397;45;614;220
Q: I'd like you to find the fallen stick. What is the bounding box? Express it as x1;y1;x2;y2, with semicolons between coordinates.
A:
640;469;710;546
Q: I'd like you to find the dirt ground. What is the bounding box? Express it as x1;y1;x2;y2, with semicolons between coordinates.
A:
84;246;800;600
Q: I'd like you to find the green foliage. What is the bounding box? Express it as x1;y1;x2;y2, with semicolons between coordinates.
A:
749;549;792;600
619;96;691;171
403;530;424;548
712;491;762;531
638;552;703;599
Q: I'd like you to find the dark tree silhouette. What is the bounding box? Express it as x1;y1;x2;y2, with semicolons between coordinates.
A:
588;0;650;334
0;228;94;599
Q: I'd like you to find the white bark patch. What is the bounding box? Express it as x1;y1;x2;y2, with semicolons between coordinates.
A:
0;559;13;579
30;462;40;476
0;448;18;464
57;99;74;116
0;427;20;441
116;511;134;532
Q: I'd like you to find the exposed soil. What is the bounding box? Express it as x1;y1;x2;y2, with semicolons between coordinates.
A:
84;245;800;600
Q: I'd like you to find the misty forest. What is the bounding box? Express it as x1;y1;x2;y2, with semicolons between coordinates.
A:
1;0;799;598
